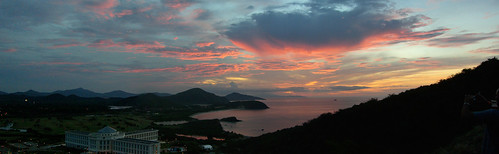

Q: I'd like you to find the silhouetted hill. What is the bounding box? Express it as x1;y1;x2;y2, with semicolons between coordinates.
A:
103;90;136;98
0;91;6;95
150;92;172;97
118;93;184;109
0;93;118;116
225;92;265;101
53;88;103;98
226;58;499;153
228;101;269;110
166;88;229;105
12;90;50;97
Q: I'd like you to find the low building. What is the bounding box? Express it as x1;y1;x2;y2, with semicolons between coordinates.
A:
113;138;160;154
65;126;160;154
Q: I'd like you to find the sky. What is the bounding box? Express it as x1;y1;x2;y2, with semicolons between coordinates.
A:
0;0;498;98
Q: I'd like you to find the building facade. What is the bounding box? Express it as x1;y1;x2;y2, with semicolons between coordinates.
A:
65;126;160;154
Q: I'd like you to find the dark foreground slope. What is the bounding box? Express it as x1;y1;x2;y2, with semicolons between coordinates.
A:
226;58;499;153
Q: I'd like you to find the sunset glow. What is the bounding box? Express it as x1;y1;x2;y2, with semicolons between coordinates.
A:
0;0;498;98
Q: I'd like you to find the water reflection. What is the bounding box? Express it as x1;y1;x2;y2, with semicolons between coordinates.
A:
192;97;366;137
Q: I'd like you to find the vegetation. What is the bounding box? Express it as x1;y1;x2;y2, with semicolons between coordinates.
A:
0;87;266;152
225;92;265;101
228;101;269;109
165;88;230;105
220;116;242;122
224;58;499;153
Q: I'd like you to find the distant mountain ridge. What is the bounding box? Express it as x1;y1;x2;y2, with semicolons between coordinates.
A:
8;88;137;98
53;88;104;98
225;92;265;101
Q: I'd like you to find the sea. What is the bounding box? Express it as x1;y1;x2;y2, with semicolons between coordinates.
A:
191;97;370;137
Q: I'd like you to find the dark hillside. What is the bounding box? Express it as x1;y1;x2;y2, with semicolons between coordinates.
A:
0;94;116;117
166;88;229;105
118;93;185;109
225;92;265;101
227;58;499;153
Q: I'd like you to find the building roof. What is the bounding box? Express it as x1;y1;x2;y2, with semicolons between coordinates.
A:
97;126;118;133
115;138;160;145
125;128;157;135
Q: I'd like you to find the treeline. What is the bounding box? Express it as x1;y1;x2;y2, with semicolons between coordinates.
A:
0;94;117;117
225;58;499;153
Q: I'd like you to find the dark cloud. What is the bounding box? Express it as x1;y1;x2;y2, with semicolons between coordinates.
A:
224;0;445;55
330;86;370;92
425;31;499;47
0;0;68;29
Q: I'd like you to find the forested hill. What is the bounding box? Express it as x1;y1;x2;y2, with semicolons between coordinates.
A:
226;58;499;153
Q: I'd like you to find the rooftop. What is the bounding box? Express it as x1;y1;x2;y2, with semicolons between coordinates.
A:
115;138;160;145
97;126;118;134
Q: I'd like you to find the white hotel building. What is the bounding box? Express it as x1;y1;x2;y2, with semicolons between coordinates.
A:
65;126;160;154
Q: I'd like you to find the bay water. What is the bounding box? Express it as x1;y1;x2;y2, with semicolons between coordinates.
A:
192;97;369;137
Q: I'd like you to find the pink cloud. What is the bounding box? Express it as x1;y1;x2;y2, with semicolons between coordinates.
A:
88;39;121;48
470;46;499;54
156;50;244;61
196;42;215;47
138;6;153;13
162;0;194;11
1;48;17;52
77;0;119;19
400;57;440;66
107;63;251;78
426;30;499;47
155;12;181;24
116;9;133;18
86;39;246;61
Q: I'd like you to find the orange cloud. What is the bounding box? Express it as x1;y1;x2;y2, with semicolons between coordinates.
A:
312;68;340;74
196;42;215;47
254;59;323;71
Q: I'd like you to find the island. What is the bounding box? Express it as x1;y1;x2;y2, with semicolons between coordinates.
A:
220;117;242;123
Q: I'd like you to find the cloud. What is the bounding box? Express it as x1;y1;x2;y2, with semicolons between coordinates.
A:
39;39;87;49
253;59;323;71
224;0;446;55
192;9;212;20
470;46;499;54
76;0;119;19
107;63;251;78
229;81;238;88
196;42;215;47
1;48;17;53
400;57;440;66
161;0;196;10
425;30;499;47
330;86;370;92
22;62;86;66
0;0;68;29
153;45;248;61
